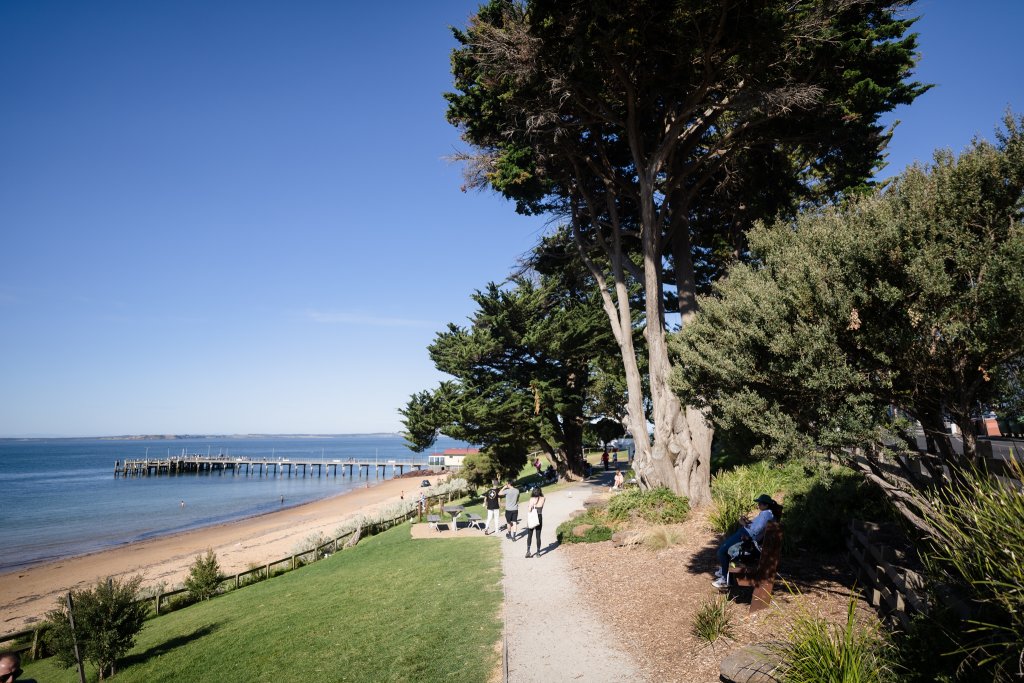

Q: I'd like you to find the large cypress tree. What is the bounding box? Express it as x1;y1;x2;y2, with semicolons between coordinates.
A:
446;0;927;504
401;265;622;480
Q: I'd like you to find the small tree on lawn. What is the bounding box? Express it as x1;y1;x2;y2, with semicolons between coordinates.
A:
43;575;148;681
184;548;222;601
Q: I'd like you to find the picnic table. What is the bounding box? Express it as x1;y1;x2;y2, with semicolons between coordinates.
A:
443;504;465;530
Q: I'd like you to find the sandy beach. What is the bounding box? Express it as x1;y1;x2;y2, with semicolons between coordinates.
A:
1;474;443;634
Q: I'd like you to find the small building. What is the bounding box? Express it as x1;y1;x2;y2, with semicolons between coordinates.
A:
427;448;478;471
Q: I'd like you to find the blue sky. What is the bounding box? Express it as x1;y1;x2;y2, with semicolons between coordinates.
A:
1;1;1022;438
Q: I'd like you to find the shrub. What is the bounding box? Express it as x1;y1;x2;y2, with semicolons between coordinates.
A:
891;610;962;683
691;596;735;647
556;509;613;544
43;575;149;681
291;532;329;559
460;451;500;487
336;516;365;539
918;459;1024;680
782;468;890;552
240;562;266;586
772;596;897;683
606;487;690;524
184;549;222;601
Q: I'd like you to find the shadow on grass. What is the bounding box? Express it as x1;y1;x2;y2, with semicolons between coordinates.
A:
121;623;220;668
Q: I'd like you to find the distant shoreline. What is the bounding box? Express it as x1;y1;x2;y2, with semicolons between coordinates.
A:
0;432;404;442
0;471;442;633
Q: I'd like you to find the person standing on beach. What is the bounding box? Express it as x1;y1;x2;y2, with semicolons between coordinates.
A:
483;479;501;535
500;480;520;540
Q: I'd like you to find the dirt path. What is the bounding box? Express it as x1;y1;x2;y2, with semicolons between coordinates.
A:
501;474;648;682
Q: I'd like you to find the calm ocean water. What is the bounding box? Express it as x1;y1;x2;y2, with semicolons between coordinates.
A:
0;434;467;573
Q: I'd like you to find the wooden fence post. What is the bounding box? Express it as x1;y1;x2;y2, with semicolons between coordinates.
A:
66;592;86;683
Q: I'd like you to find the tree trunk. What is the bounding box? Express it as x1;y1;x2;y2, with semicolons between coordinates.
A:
625;172;713;506
632;340;714;507
560;418;588;477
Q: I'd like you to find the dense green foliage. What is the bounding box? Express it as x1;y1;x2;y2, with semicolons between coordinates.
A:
673;116;1024;476
43;575;149;680
710;460;890;552
446;0;927;500
184;549;222;602
401;271;619;479
585;417;625;450
605;487;690;525
916;460;1024;680
27;524;502;683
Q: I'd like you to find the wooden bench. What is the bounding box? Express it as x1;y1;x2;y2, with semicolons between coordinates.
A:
728;521;782;613
427;514;442;532
465;513;484;530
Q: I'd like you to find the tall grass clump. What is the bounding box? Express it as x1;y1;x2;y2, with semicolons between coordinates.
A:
606;487;689;524
691;596;735;648
773;597;897;683
918;459;1024;680
710;459;890;552
710;460;801;533
643;525;683;550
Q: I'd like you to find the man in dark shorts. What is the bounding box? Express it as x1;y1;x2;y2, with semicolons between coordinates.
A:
483;479;501;534
500;480;520;540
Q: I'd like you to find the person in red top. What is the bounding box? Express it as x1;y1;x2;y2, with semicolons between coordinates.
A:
601;450;610;470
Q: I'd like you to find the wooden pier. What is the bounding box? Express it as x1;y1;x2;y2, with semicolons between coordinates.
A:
114;455;431;479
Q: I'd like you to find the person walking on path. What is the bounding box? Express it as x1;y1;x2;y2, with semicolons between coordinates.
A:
500;480;520;540
524;486;545;557
483;479;501;534
501;471;646;682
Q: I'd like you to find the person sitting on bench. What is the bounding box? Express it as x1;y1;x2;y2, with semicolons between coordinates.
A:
712;494;779;589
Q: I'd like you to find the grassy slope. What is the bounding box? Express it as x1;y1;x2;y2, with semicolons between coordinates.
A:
24;524;502;683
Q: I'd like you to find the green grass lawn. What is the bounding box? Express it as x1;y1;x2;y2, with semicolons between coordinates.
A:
23;523;502;683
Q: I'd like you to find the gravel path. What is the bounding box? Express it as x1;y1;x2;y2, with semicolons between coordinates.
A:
502;474;648;683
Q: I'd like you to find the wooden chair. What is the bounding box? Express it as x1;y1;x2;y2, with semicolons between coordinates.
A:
729;521;783;613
